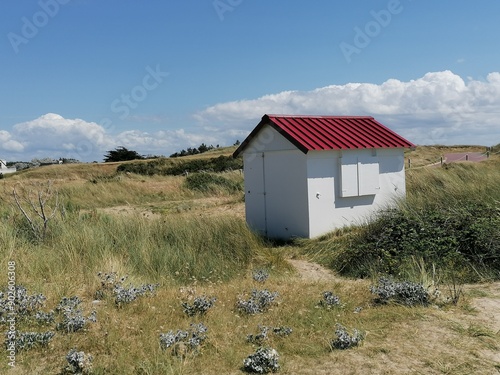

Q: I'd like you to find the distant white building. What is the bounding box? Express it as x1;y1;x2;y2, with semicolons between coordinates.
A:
0;160;16;175
234;114;415;239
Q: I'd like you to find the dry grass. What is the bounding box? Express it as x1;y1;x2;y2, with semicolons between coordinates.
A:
2;269;499;374
404;145;488;168
1;146;499;374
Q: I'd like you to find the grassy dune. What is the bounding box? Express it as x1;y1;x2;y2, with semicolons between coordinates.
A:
0;146;499;374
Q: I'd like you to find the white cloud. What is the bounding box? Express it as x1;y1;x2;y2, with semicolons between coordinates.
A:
0;130;24;152
2;71;499;162
0;113;224;161
8;113;112;160
195;71;500;146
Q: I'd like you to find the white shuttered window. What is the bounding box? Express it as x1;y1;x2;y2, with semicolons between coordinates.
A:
340;154;380;197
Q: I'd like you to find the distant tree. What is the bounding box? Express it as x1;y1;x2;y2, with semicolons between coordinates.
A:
186;147;199;155
170;143;215;158
61;158;80;164
104;147;144;162
198;143;209;153
233;140;241;146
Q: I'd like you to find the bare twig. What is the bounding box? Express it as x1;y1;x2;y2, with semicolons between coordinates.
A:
12;180;60;241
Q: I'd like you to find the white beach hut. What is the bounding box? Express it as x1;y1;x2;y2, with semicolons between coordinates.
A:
233;114;415;239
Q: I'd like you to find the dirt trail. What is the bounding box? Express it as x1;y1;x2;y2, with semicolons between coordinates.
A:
287;258;338;282
469;282;500;334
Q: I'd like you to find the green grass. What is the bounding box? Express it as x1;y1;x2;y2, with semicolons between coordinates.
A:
300;156;500;282
117;155;243;176
0;147;499;374
184;172;242;194
2;211;267;289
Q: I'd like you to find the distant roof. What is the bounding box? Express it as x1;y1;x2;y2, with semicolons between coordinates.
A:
233;114;415;157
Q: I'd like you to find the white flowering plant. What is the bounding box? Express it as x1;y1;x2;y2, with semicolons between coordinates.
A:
55;296;96;333
94;272;158;306
318;291;341;308
243;347;280;373
252;269;269;283
236;289;279;315
64;349;93;374
182;295;216;317
160;322;208;356
4;330;55;353
371;278;429;306
330;323;364;350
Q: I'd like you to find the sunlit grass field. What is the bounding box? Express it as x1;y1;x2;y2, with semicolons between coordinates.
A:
0;146;499;374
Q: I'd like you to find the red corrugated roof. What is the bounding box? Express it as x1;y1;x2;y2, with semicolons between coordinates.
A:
233;114;414;157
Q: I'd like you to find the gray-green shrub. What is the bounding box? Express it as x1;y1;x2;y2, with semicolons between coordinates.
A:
243;347;280;374
330;324;364;350
371;278;429;306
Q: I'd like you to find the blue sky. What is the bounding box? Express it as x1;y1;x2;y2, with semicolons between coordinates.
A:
1;0;499;161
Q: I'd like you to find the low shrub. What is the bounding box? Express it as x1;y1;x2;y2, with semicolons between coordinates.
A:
34;310;55;325
329;201;500;280
0;285;46;321
252;269;269;283
64;349;93;374
236;289;279;315
243;347;280;374
318;291;340;308
5;331;55;353
117;155;243;176
114;284;158;306
182;295;216;317
55;296;97;333
159;323;208;355
330;324;364;350
94;272;158;306
371;278;429;306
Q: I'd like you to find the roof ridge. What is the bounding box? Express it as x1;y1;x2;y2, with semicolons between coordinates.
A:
266;114;374;119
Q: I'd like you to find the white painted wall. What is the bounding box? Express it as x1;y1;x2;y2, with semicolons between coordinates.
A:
0;160;16;174
307;148;406;238
306;151;339;237
242;126;309;238
242;125;407;239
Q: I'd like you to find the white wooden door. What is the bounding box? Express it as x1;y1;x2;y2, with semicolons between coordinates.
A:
243;152;267;235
